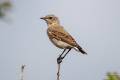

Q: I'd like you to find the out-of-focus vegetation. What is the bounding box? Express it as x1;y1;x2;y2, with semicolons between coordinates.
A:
105;72;120;80
0;1;12;18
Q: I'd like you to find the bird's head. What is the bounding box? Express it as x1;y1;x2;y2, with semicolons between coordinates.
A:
40;15;60;25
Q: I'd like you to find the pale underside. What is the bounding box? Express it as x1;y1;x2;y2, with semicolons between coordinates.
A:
49;37;79;51
51;38;73;49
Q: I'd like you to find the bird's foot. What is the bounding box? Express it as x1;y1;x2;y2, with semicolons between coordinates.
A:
57;56;63;64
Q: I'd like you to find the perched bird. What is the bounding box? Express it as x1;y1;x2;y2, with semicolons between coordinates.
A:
40;15;87;64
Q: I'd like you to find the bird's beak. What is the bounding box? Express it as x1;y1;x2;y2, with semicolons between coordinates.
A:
40;17;46;20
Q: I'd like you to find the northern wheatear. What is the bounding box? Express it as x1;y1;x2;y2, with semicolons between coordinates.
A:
40;15;87;64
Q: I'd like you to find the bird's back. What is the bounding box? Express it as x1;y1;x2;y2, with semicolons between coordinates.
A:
47;25;78;47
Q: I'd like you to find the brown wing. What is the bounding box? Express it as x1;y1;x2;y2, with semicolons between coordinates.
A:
47;28;78;47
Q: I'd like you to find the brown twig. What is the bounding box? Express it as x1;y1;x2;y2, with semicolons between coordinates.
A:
57;63;61;80
21;65;26;80
56;49;71;80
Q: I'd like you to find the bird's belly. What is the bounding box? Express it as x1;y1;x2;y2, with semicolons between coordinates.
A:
51;38;72;49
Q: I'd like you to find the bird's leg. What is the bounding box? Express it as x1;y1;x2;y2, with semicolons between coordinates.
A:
62;48;71;59
59;48;67;58
57;49;66;64
57;48;71;64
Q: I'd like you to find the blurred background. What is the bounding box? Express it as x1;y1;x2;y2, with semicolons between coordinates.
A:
0;0;120;80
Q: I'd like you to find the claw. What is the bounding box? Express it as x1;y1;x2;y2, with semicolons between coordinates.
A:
57;56;63;64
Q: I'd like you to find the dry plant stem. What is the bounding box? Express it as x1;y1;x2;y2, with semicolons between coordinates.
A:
56;48;71;80
56;49;66;80
57;63;61;80
21;65;26;80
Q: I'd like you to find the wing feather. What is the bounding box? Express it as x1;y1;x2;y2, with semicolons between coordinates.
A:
47;28;78;47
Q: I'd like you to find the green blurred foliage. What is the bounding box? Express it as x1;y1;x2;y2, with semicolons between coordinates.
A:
105;72;120;80
0;1;12;18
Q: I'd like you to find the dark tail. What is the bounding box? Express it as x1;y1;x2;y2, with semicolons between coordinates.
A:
77;45;87;54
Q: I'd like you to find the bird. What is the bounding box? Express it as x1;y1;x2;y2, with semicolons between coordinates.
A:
40;14;87;64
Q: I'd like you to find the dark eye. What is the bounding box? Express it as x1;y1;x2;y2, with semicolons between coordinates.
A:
49;17;53;19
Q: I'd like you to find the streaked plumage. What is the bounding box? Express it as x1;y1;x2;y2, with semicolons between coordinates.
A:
40;15;87;54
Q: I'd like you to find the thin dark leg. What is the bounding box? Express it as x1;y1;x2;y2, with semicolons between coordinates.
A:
59;48;66;57
62;48;71;59
57;48;71;64
57;48;66;64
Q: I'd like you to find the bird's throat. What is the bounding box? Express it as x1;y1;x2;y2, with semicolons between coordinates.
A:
47;22;60;27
